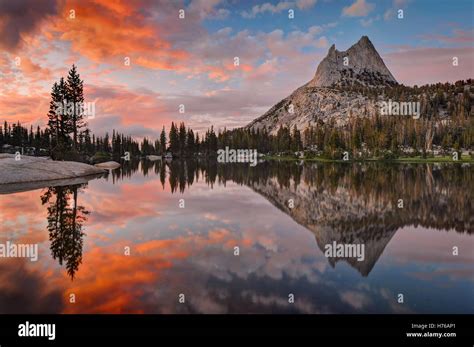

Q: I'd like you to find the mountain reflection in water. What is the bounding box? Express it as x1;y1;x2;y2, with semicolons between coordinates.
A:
0;160;472;313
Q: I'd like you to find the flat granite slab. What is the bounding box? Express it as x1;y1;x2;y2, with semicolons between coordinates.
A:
0;154;106;193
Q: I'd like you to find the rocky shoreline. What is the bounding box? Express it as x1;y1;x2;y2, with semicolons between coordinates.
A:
0;154;107;193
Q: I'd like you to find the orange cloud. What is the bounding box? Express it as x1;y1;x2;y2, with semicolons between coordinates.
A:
18;57;53;81
205;65;232;82
85;179;167;228
60;227;248;313
0;91;49;125
47;0;190;72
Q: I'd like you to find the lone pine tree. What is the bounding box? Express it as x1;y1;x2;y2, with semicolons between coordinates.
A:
66;64;86;151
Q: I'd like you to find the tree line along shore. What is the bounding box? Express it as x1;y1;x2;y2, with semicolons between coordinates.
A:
1;66;472;163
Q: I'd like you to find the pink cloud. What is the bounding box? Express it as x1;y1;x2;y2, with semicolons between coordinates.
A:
419;29;474;44
342;0;375;17
86;85;173;134
385;47;474;85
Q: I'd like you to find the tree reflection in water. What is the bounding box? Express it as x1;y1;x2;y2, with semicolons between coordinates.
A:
41;184;89;279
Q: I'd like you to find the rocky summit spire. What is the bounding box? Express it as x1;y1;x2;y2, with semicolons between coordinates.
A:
246;36;399;135
308;36;397;87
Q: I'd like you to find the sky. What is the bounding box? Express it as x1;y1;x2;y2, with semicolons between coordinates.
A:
0;0;473;138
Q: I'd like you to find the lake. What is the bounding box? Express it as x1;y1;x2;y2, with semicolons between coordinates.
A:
0;160;473;313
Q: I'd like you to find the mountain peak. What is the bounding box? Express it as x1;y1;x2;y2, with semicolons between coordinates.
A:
246;36;399;135
309;36;397;88
353;35;377;52
358;35;370;44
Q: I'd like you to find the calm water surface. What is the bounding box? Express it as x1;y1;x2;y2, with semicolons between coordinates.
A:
0;160;473;313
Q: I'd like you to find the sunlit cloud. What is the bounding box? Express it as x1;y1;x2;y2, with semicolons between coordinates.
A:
0;0;472;137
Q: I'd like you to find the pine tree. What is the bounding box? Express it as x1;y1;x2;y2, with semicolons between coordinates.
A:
186;128;195;154
160;126;167;154
195;133;200;153
178;122;186;156
66;65;86;150
291;125;303;152
208;126;217;154
47;79;71;157
169;122;179;155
